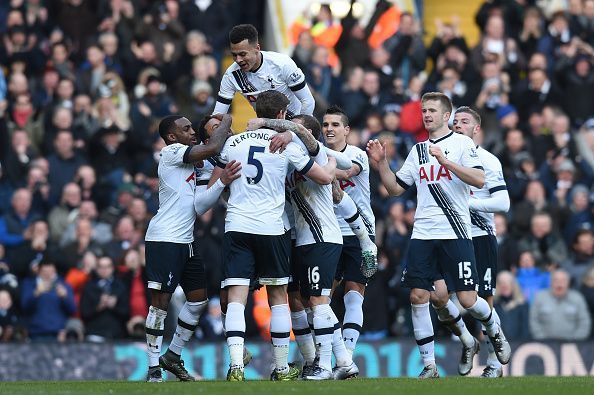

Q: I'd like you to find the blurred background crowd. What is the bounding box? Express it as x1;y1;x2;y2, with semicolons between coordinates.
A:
0;0;593;344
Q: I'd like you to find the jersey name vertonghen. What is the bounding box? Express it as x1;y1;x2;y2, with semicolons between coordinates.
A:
145;143;196;244
336;145;375;237
470;146;507;237
286;141;342;247
396;131;483;240
216;51;307;117
219;128;313;236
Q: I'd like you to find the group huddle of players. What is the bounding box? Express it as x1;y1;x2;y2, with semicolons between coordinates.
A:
141;24;512;382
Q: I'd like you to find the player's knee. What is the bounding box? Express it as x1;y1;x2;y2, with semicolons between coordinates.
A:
267;285;288;306
429;291;448;308
456;291;478;309
149;290;171;311
409;289;429;305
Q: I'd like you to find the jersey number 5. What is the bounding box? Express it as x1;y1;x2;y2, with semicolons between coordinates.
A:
247;146;265;185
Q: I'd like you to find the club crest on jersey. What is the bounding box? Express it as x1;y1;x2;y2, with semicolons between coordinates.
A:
419;164;452;183
267;75;275;88
469;147;478;158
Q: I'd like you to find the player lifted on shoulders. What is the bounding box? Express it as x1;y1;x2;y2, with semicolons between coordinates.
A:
322;106;377;358
220;91;334;382
367;92;510;379
144;114;238;382
430;106;510;378
214;24;315;118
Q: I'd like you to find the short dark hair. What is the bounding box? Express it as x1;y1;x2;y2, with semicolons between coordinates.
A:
159;115;184;144
324;105;349;127
255;90;289;119
455;106;482;125
293;114;322;140
229;24;259;45
197;115;214;143
421;92;453;115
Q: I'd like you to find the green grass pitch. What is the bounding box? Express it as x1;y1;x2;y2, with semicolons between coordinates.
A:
1;377;594;395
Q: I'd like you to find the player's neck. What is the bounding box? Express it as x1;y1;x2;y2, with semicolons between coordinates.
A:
250;53;263;72
328;141;347;152
429;127;452;142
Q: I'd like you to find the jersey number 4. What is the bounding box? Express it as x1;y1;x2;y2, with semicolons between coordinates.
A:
247;146;265;185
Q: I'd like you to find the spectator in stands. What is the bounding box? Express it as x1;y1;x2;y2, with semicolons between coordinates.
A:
518;7;545;60
6;93;44;153
530;269;591;340
20;259;76;341
65;250;97;313
48;182;82;243
60;200;112;247
0;188;41;254
516;250;551;303
3;129;40;187
0;164;13;218
562;185;593;244
383;12;426;87
493;271;531;340
564;229;594;282
80;255;129;341
580;265;594;338
118;248;148;335
518;211;568;267
101;216;139;264
512;180;560;236
7;219;57;280
59;218;104;274
47;130;87;206
196;296;225;341
77;44;108;96
71;94;100;148
0;288;19;342
494;213;520;272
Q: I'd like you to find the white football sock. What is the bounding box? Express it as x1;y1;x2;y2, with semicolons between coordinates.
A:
145;306;167;368
342;290;364;353
312;304;335;371
433;300;474;348
270;304;291;373
291;309;316;365
168;300;207;356
225;302;246;368
411;302;435;367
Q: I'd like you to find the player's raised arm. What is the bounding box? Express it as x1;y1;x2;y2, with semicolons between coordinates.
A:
247;118;320;155
186;114;232;162
366;139;406;196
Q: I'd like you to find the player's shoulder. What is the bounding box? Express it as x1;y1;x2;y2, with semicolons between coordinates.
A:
162;143;187;154
262;50;294;66
450;131;473;145
222;61;241;75
477;146;503;168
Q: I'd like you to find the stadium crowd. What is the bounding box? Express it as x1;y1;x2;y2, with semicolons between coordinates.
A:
0;0;593;344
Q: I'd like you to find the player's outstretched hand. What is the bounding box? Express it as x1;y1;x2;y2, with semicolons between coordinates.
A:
270;132;292;153
366;139;386;169
220;160;242;185
428;144;447;165
246;118;265;131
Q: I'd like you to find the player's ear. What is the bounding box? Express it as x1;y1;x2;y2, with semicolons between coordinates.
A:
255;43;261;51
344;125;350;135
167;132;177;143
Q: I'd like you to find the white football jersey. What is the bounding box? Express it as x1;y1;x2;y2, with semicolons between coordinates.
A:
145;143;196;243
194;157;220;190
219;129;313;235
336;145;376;237
215;51;309;118
286;142;342;246
396;131;483;240
470;146;507;237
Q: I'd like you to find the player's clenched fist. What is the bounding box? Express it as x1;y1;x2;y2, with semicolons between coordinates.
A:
220;160;242;185
428;145;447;165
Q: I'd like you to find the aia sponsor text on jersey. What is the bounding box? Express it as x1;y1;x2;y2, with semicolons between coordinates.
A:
419;164;452;183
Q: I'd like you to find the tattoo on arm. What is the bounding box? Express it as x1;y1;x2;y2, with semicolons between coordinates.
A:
263;119;319;155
